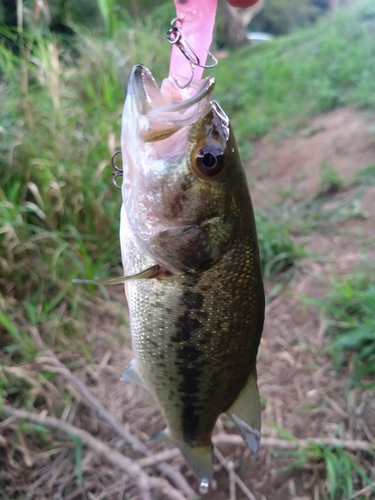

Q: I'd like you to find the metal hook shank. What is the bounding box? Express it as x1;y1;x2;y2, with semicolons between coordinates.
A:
166;16;218;89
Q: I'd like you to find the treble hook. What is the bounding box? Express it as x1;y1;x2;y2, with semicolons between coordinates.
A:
166;18;218;89
111;150;123;190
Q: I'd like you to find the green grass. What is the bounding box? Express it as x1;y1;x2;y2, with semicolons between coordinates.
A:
269;422;375;500
275;187;367;236
306;264;375;391
319;163;343;195
255;210;306;278
253;182;366;278
275;444;375;500
0;18;170;365
354;163;375;185
213;1;375;143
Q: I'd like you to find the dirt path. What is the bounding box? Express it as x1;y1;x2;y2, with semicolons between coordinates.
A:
247;107;375;208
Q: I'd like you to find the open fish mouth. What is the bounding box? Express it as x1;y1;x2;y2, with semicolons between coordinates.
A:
127;64;215;142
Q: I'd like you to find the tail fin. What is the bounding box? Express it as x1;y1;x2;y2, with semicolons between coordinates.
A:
154;428;214;488
179;441;214;487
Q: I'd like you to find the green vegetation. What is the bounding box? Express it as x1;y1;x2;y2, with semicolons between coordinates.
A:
272;186;366;237
255;171;366;278
0;15;170;366
268;422;375;500
0;0;175;33
214;1;375;142
275;444;375;500
1;1;375;498
319;162;342;194
307;265;375;391
355;163;375;185
255;211;306;278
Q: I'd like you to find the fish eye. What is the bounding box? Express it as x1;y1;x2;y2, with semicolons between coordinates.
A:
196;144;224;177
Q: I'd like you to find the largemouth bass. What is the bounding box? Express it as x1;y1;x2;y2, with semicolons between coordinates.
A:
78;64;264;489
120;64;264;489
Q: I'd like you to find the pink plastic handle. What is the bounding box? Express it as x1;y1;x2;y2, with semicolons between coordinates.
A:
169;0;218;82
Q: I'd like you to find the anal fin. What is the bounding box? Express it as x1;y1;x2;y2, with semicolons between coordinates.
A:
227;368;261;455
120;359;147;389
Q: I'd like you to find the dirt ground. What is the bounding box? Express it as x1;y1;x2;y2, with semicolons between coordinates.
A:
3;107;375;500
86;107;375;499
248;107;375;207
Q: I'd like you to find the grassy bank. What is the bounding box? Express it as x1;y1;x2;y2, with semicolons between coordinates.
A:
1;1;375;498
214;2;375;142
1;1;374;355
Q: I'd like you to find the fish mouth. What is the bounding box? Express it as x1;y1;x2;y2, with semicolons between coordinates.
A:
129;64;215;114
128;65;215;142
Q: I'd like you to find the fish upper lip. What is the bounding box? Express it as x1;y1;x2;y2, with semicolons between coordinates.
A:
129;64;215;116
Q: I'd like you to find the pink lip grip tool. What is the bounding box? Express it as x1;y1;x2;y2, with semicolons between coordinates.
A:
165;0;219;94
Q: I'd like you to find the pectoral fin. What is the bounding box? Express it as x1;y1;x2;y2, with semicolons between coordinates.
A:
150;217;234;273
73;265;163;285
227;369;261;455
120;359;147;389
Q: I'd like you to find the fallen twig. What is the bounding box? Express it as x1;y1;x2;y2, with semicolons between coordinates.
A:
36;355;144;453
31;327;195;499
228;460;236;500
137;433;375;469
215;448;256;500
138;448;181;468
346;483;375;500
214;434;375;453
0;404;187;500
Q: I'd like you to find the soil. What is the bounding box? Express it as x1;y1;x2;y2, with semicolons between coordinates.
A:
4;107;375;500
248;107;375;208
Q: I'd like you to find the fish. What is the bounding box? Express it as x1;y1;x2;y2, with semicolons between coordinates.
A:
76;64;265;491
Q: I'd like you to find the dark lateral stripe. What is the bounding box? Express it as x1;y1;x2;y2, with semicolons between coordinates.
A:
177;350;202;439
171;291;204;343
173;287;208;439
183;290;204;309
177;355;210;439
171;312;200;342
